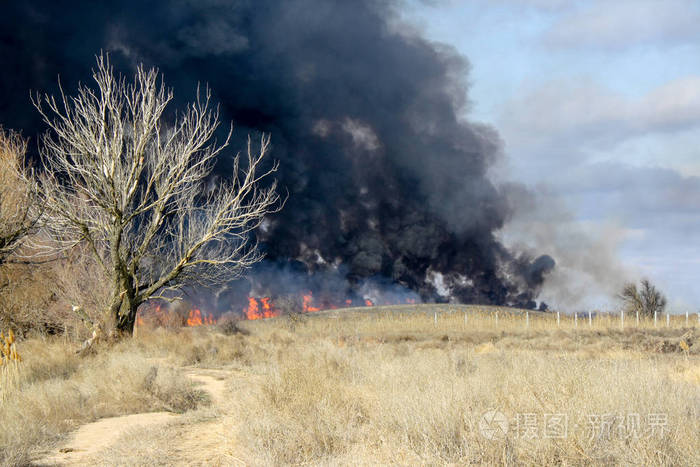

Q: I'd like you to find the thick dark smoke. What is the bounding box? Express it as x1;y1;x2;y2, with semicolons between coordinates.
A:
0;0;554;312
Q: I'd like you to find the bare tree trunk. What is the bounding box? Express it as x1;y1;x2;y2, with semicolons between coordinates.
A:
110;274;139;337
115;297;138;336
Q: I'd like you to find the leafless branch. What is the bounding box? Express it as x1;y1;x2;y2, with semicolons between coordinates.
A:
32;54;280;335
0;128;42;266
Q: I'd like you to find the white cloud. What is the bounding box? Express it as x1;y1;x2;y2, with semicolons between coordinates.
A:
543;0;700;50
499;76;700;154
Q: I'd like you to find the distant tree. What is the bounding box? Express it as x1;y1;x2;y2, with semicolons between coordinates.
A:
619;279;667;318
33;55;280;337
0;128;41;267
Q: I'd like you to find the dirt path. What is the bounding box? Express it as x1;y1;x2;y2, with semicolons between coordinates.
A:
37;412;179;465
35;367;236;466
184;369;229;406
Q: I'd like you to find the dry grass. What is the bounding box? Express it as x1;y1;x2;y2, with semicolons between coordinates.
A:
0;337;208;466
221;306;700;466
0;329;21;403
1;305;698;465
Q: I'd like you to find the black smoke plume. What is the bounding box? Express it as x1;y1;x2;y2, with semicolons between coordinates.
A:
0;0;554;312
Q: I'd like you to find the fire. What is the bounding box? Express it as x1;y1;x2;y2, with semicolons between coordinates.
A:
136;303;217;327
245;297;279;320
138;292;421;325
302;292;320;313
137;292;421;325
246;297;259;320
186;308;215;326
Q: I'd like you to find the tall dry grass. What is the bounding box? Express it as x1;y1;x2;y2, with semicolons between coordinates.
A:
0;336;208;466
0;305;697;465
223;306;700;466
0;329;21;403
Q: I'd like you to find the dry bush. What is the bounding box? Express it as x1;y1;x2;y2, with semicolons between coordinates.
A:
0;128;57;336
0;248;112;339
47;250;113;338
217;313;249;336
0;127;40;265
0;262;61;336
620;278;667;318
0;337;207;466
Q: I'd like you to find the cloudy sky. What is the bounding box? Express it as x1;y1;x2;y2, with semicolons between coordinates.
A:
404;0;700;310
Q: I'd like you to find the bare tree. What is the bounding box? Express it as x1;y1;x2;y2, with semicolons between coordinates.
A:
619;278;667;318
0;128;41;267
33;55;280;336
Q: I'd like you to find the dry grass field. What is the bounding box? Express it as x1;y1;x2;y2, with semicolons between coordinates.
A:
1;305;699;466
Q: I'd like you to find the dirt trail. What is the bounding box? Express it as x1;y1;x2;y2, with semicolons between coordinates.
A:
184;369;229;405
35;367;235;466
37;412;179;465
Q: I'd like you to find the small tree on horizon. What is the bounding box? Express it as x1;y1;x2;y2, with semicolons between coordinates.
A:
619;278;667;318
33;55;280;337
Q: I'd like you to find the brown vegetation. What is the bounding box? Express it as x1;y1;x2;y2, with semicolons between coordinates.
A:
620;278;668;317
2;306;697;465
0;336;207;466
0;127;40;266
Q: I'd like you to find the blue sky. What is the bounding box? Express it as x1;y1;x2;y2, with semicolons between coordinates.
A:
403;0;700;310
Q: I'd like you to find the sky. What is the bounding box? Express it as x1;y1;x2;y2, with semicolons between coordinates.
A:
403;0;700;310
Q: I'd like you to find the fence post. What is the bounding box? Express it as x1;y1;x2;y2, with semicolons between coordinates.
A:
666;313;670;328
620;309;624;330
686;311;689;326
588;310;592;327
464;311;468;327
557;311;560;327
636;310;639;327
654;311;657;327
574;311;578;329
434;311;437;326
526;311;529;329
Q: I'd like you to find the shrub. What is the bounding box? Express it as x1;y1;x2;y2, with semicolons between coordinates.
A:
619;278;667;318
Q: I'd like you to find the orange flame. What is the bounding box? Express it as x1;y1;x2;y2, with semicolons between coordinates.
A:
303;292;321;313
239;292;418;320
245;297;260;320
245;297;280;320
186;308;214;326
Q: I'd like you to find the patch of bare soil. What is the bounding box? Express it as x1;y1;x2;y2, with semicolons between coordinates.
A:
37;412;178;466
